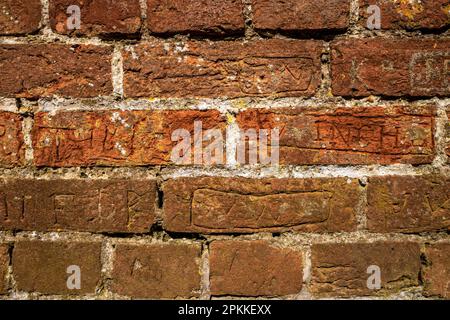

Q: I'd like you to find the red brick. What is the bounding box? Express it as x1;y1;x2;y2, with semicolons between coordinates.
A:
50;0;141;36
367;175;450;233
360;0;450;30
32;109;225;167
0;0;41;35
123;39;323;98
0;179;156;233
12;240;102;294
147;0;244;35
311;242;421;297
112;242;201;298
237;105;435;165
0;112;25;167
210;240;303;297
331;39;450;97
162;177;359;234
0;244;9;294
0;44;113;98
423;243;450;298
252;0;350;32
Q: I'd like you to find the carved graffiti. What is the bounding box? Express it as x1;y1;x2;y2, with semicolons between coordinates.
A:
0;180;155;232
410;52;450;94
191;189;332;230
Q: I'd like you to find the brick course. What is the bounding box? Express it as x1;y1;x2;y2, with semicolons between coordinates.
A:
0;1;448;301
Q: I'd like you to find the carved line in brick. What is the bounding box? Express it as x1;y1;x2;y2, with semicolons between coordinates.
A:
409;52;450;94
188;188;334;230
273;113;434;155
0;183;151;227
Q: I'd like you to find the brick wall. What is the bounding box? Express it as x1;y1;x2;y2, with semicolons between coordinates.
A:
0;0;449;299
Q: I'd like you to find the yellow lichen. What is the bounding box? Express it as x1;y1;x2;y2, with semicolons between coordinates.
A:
443;4;450;16
231;99;248;110
226;113;235;125
393;0;424;20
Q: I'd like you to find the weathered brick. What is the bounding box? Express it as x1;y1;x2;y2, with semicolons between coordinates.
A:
50;0;141;36
210;240;303;297
0;244;9;294
367;176;450;233
237;106;435;165
33;110;225;167
311;242;421;297
252;0;350;32
13;240;102;294
331;39;450;97
360;0;450;30
0;44;113;98
112;242;201;298
0;179;156;233
147;0;244;35
0;0;41;35
163;177;359;234
446;110;450;162
123;39;323;98
0;112;25;167
423;243;450;298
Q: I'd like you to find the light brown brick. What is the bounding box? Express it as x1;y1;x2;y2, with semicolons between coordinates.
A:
311;242;421;297
111;242;202;298
367;175;450;233
13;240;102;294
210;240;303;297
423;243;450;298
0;244;9;294
0;112;25;167
446;110;450;162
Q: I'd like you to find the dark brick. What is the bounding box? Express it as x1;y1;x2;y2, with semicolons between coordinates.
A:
331;39;450;97
360;0;450;30
123;39;323;98
50;0;141;36
147;0;244;35
0;179;156;233
163;177;359;233
0;44;113;98
252;0;350;31
0;0;41;35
